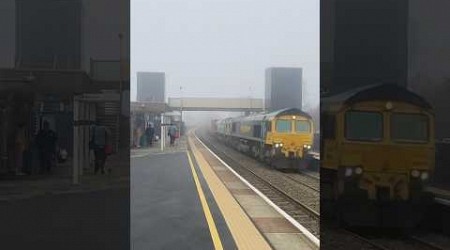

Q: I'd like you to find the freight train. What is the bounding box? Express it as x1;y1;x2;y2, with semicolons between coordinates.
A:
212;108;315;169
321;83;435;228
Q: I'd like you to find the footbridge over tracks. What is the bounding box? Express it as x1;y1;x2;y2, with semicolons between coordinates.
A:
131;102;169;114
168;97;264;112
131;98;264;113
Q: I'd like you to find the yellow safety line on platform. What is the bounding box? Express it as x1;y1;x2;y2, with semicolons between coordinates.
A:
187;151;224;250
188;136;272;250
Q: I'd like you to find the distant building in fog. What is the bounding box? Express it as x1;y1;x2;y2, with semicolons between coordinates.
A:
0;0;130;170
137;72;165;103
265;67;302;112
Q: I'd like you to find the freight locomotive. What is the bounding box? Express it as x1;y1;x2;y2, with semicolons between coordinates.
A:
213;108;315;169
321;83;435;227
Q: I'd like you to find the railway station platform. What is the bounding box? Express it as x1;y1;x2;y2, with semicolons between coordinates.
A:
131;132;319;250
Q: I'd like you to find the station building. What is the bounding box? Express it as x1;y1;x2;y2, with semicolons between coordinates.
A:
0;0;129;174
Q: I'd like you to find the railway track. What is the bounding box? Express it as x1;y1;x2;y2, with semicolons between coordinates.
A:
298;169;320;180
322;225;447;250
196;131;320;237
361;235;444;250
339;227;447;250
408;235;447;250
281;171;320;192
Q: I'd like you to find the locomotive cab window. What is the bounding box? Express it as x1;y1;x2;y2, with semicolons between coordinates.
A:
276;119;291;133
391;113;429;142
345;111;383;141
295;120;311;133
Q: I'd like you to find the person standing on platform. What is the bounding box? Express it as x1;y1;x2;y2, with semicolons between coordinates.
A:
168;125;177;146
146;123;155;147
36;121;58;174
90;124;111;175
14;123;27;175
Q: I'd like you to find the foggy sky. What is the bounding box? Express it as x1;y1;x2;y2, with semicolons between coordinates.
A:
131;0;319;110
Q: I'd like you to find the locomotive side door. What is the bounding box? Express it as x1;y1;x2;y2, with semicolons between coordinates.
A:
322;113;339;168
256;118;267;159
260;116;269;142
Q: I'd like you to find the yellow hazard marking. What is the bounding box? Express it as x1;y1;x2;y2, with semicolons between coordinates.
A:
188;136;272;250
187;151;224;250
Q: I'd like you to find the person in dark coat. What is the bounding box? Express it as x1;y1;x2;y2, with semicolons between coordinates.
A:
168;125;177;146
145;123;155;146
36;121;57;174
90;124;110;175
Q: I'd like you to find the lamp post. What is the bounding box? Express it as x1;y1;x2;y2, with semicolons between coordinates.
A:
160;113;164;151
249;85;252;114
180;86;183;135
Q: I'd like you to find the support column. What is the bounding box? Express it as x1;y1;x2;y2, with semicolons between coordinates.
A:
160;113;164;152
0;108;8;172
79;102;85;176
130;112;134;147
73;98;80;185
88;103;96;169
82;102;90;176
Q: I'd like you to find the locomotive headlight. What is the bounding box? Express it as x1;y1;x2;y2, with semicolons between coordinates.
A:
279;143;283;147
386;101;393;110
355;167;363;175
420;172;429;180
411;170;420;178
303;145;311;149
345;167;353;177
